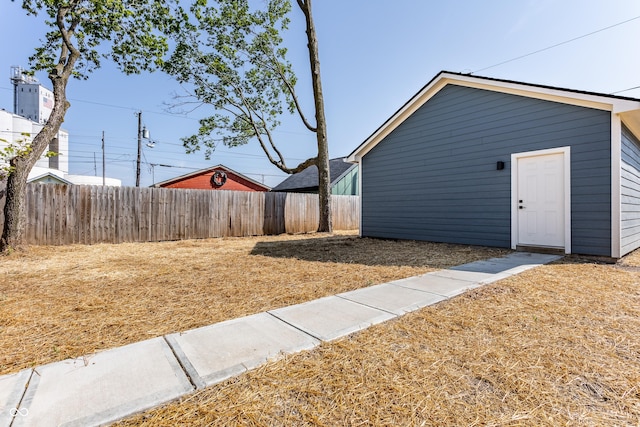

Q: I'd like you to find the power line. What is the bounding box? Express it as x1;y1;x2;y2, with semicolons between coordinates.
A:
67;152;288;177
3;88;308;137
71;158;286;181
68;98;139;112
472;15;640;74
69;145;306;163
611;85;640;95
146;163;285;178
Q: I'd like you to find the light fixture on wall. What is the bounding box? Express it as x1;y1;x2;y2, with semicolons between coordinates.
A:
496;161;505;170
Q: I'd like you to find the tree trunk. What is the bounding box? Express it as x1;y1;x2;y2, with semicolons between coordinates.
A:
0;159;30;251
0;130;58;252
0;67;71;252
298;0;332;233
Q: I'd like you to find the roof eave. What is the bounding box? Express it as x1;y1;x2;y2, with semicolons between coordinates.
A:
152;165;223;187
331;162;358;184
27;173;74;185
347;71;448;162
620;110;640;139
152;164;270;190
347;71;640;162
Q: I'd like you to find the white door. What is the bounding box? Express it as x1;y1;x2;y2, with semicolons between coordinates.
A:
516;153;565;248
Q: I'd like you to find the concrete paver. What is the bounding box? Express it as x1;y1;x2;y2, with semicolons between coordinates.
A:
497;252;562;263
166;313;320;389
390;274;478;297
428;268;496;283
269;295;396;341
444;253;563;285
487;253;563;270
338;283;447;315
458;253;562;284
0;370;31;427
451;259;525;274
13;337;193;427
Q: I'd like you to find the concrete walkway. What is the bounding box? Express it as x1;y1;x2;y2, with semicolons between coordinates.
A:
0;252;561;427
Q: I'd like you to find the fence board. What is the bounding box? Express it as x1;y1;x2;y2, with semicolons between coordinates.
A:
0;185;360;246
0;180;5;235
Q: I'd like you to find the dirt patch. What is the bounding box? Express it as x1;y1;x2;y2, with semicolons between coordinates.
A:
0;231;507;375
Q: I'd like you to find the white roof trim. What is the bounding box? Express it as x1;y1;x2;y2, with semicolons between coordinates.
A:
27;172;74;185
348;72;640;162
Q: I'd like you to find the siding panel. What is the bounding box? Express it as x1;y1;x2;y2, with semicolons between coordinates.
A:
620;125;640;255
362;84;611;256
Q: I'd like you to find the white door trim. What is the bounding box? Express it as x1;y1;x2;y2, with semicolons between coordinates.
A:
511;147;571;254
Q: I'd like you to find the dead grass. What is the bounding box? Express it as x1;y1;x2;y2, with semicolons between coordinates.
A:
5;233;640;425
116;257;640;426
0;231;507;375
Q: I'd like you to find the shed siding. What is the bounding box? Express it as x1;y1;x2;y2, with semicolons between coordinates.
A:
621;125;640;255
362;84;611;256
332;166;359;196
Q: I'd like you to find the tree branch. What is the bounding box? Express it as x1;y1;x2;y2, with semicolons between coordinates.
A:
296;0;308;16
260;51;317;132
242;29;317;132
54;3;81;79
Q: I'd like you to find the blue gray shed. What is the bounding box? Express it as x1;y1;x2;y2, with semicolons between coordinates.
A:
347;71;640;258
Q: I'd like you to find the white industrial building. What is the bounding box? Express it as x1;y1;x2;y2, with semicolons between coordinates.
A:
2;67;121;186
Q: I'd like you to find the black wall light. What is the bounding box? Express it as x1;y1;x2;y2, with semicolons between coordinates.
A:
496;161;505;170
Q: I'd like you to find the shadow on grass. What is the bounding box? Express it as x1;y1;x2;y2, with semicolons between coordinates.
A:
250;234;510;268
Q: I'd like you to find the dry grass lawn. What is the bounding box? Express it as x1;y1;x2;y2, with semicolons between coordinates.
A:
3;232;640;425
0;231;507;375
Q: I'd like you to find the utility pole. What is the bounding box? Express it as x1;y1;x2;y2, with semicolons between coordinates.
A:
136;111;142;187
102;131;106;186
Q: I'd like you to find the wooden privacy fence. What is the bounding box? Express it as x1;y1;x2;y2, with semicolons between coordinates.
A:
5;184;359;245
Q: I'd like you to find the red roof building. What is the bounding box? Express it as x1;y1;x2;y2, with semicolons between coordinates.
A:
152;165;270;192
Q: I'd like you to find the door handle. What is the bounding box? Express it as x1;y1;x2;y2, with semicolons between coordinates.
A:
519;206;525;209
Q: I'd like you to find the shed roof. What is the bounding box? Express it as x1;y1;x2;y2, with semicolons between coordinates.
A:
151;164;270;190
271;158;356;192
27;172;74;185
348;71;640;161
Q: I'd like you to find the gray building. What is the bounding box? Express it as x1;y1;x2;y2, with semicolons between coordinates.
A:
348;71;640;258
271;158;358;196
11;66;54;124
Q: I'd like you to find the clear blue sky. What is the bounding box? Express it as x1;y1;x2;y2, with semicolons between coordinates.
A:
1;1;640;187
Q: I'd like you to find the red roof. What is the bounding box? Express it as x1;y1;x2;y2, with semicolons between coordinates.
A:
152;165;270;192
